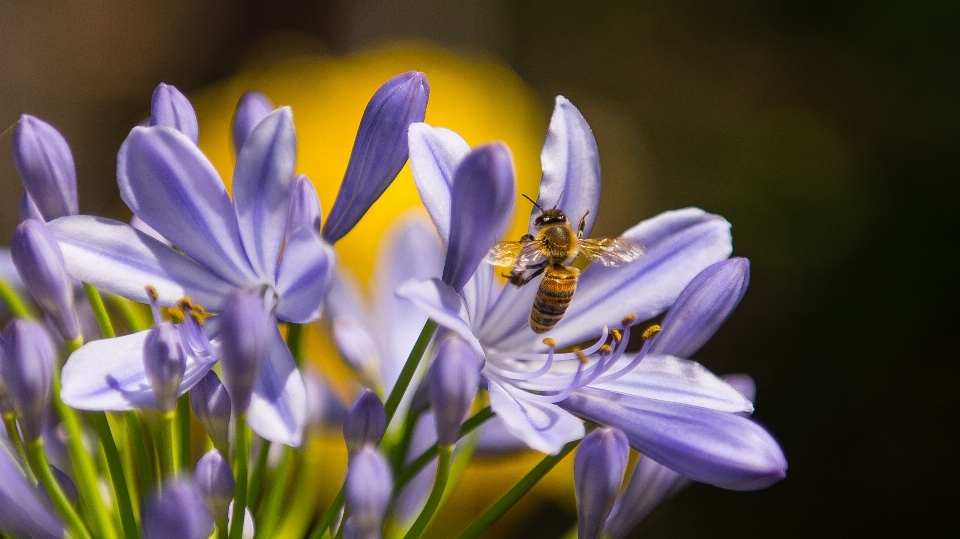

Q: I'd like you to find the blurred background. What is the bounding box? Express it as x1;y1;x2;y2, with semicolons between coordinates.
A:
1;1;957;537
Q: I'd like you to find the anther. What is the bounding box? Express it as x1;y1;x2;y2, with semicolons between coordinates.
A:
610;329;622;343
599;344;612;355
145;285;159;302
574;348;588;364
642;324;662;341
543;338;557;348
621;314;638;327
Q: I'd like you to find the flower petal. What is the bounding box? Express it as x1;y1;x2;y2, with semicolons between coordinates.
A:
275;226;335;323
602;455;688;539
560;387;787;490
233;107;296;278
285;174;322;242
488;381;584;454
0;438;63;539
232;91;274;154
117;125;255;285
13;115;78;221
48;215;235;308
408;123;471;244
246;327;306;446
534;96;601;237
593;354;753;414
394;278;483;354
443;143;516;291
60;330;217;411
150;83;199;145
323;72;430;243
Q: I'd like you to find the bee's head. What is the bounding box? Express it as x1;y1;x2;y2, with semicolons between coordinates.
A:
534;208;567;228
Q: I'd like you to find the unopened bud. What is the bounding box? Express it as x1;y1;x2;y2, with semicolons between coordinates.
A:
190;370;232;448
194;449;235;520
343;390;386;454
142;479;214;539
0;320;54;441
143;322;186;412
344;446;392;539
429;334;480;446
574;427;629;539
218;289;272;414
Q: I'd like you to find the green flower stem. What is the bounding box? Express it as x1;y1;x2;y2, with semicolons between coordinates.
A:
87;411;139;538
158;410;177;478
176;394;190;469
402;444;453;539
216;519;229;539
0;277;36;320
307;488;344;539
247;439;271;513
394;406;494;492
286;323;304;368
25;438;93;539
229;413;251;539
384;321;437;425
2;413;34;483
453;435;587;539
389;407;422;472
272;436;324;538
83;282;116;338
107;294;152;332
52;368;119;539
126;411;153;496
253;446;295;538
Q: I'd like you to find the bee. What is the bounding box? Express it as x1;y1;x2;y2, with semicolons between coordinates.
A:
484;195;645;333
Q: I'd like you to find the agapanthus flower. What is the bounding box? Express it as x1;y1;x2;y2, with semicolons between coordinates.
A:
45;74;425;445
396;97;785;490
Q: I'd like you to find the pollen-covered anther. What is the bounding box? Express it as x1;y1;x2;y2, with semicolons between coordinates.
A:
145;285;159;302
621;313;638;327
642;324;662;341
574;348;589;364
543;338;557;348
599;344;612;355
610;329;623;344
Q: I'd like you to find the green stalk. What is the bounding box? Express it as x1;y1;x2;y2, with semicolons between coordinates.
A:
25;438;93;539
286;323;304;368
389;407;422;472
384;321;436;424
453;436;585;539
107;294;152;332
216;519;229;539
229;414;251;539
2;414;34;483
0;278;36;320
158;410;177;478
247;439;271;513
307;489;344;539
83;283;116;337
402;444;453;539
176;394;191;469
87;412;139;538
126;411;153;496
253;446;295;538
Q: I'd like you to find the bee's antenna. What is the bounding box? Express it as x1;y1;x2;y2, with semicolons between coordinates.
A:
522;193;544;211
553;191;564;209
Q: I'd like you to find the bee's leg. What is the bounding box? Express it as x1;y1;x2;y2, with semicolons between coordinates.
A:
577;210;591;239
511;263;547;287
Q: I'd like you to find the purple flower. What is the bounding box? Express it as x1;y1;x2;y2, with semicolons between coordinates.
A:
428;333;481;446
344;446;392;539
194;449;235;520
343;390;387;454
143;322;187;413
575;428;629;539
150;83;199;144
142;479;214;539
0;320;54;442
0;435;62;538
13;114;79;222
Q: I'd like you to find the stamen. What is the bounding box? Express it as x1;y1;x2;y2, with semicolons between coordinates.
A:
574;348;588;364
144;285;162;325
610;329;622;343
599;344;612;354
642;324;662;341
622;314;637;327
542;338;556;348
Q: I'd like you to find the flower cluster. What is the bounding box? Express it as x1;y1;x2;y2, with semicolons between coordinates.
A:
0;73;785;539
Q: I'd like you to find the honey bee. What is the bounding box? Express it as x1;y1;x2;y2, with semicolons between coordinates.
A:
484;196;645;333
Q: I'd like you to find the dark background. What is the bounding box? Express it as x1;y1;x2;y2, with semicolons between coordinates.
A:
2;1;957;537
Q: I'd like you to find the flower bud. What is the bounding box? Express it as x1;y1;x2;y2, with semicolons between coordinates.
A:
344;446;392;539
232;91;274;153
194;449;235;520
143;322;186;412
0;437;63;538
0;320;54;441
602;455;688;539
150;83;199;144
429;334;480;446
343;390;386;455
38;465;79;507
10;219;82;342
574;427;629;539
13;115;79;221
323;72;430;243
218;289;272;415
190;370;232;448
142;479;214;539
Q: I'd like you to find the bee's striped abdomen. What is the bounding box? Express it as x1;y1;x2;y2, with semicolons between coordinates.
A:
530;265;580;333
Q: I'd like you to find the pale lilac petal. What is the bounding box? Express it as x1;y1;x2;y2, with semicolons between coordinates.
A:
488;381;584;454
150;83;199;145
443;143;516;291
60;330;217;411
233;107;296;278
18;192;44;222
602;455;688;539
246;328;306;446
461;260;497;331
232;91;274;154
130;215;171;246
332;318;382;378
498;208;733;349
560;387;787;490
475;275;539;346
117;126;255;284
275;227;334;323
534;96;601;237
286;174;322;242
650;257;750;358
723;373;756;403
394;278;482;356
473;414;529;456
407;123;470;244
592;354;753;414
0;437;63;538
13;115;78;220
323;72;430;243
48;216;234;308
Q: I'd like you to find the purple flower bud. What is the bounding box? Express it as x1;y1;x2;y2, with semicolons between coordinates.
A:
142;479;214;539
323;72;430;243
143;322;186;412
602;455;688;539
343;390;386;454
0;320;54;441
286;174;322;241
194;449;235;520
190;370;232;448
344;446;392;539
429;334;480;446
0;437;63;538
10;219;81;342
218;289;272;415
13;115;79;221
574;427;629;539
232;91;274;154
650;257;750;358
150;83;199;145
38;465;79;507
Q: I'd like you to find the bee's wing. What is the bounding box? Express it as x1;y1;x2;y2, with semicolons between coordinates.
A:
579;237;646;266
484;240;545;268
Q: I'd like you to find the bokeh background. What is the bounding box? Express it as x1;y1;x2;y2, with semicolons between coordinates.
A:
2;1;957;537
